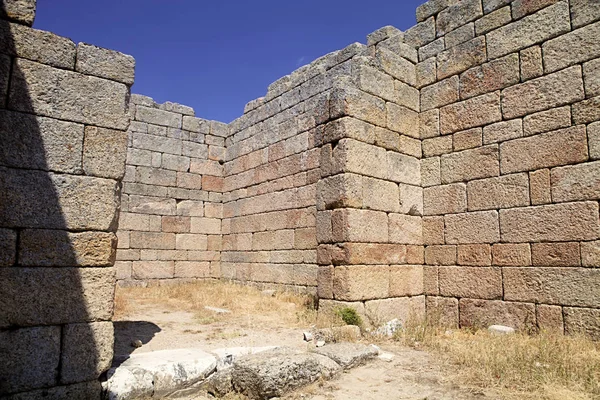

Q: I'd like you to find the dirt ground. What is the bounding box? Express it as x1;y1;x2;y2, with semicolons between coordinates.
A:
113;284;489;400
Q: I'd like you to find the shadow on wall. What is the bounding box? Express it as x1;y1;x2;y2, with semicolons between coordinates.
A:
0;3;116;398
112;321;161;368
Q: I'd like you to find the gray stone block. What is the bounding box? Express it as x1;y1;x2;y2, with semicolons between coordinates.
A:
19;230;117;267
0;21;76;69
61;322;114;384
9;59;129;130
0;267;115;328
366;25;402;47
436;0;482;37
135;105;182;128
0;167;120;231
0;227;16;266
182;115;210;133
0;326;60;394
76;43;135;85
83;126;128;179
0;0;36;26
2;381;102;400
0;53;9;107
0;110;85;174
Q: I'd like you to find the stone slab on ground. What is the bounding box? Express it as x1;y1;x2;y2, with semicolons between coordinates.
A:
102;348;217;400
311;342;379;369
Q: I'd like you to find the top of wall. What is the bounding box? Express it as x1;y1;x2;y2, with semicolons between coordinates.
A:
1;0;36;26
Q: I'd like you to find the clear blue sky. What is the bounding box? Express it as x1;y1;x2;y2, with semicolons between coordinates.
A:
35;1;424;123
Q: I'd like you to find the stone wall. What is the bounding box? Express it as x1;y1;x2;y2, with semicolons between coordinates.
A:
115;95;226;286
413;0;600;337
0;0;133;397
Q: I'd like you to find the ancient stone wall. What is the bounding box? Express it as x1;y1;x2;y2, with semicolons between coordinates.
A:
115;95;226;286
413;0;600;337
0;0;133;397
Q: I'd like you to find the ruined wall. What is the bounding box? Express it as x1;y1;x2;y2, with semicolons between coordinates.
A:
412;0;600;337
0;0;133;397
115;96;227;286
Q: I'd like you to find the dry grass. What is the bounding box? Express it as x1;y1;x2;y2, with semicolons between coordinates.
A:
395;315;600;400
114;280;343;330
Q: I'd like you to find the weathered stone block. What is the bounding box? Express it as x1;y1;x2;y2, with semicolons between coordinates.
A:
551;161;600;202
0;267;115;327
331;208;388;243
19;230;116;267
362;176;400;213
333;265;389;301
190;217;221;235
422;136;452;157
500;126;588;174
504;267;600;308
365;296;425;325
132;260;174;279
130;232;175;250
522;106;571;136
421;157;441;187
76;43;135;85
175;261;210;278
389;213;422;245
441;145;499;183
423;216;444;245
500;202;600;242
440;92;502;134
316;173;362;211
502;66;584;119
492;243;531;266
486;1;570;59
445;210;500;244
426;297;458;327
475;6;511;35
529;168;551;205
581;240;600;267
439;266;502;299
161;216;191;233
329;86;386;126
425;245;457;265
83;126;128;180
453;128;482;151
404;17;435;48
445;23;474;49
416;0;460;22
437;36;487;80
389;265;423;297
353;63;395;102
252;230;294;251
0;326;60;394
424;265;439;295
421;76;459;111
512;0;561;19
459;299;536;331
467;173;529;211
436;0;483;37
572;96;600;125
61;322;113;384
136;105;181;128
520;45;543;81
416;58;436;88
0;0;36;25
531;242;580;267
0;168;119;231
543;21;600;73
584;58;600;98
0;110;84;174
482;119;522;144
387;151;421;185
419;109;439;139
398;183;423;215
570;0;600;29
423;183;466;215
457;244;491;266
460;54;519;100
386;103;418;138
367;25;402;46
564;307;600;339
0;228;16;267
9;59;129;130
536;304;564;333
375;47;416;87
419;37;445;62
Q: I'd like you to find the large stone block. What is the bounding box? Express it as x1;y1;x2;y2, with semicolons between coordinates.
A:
175;261;210;278
387;151;421;185
333;265;389;301
584;58;600;98
486;1;570;59
482;119;522;144
353;63;395;103
440;92;502;134
421;76;459;111
388;213;422;245
460;53;519;100
444;23;474;49
531;242;580;267
61;322;114;384
0;168;119;230
439;266;502;299
0;110;84;174
457;244;491;266
426;296;458;327
9;59;129;130
500;202;600;242
416;0;460;22
0;21;75;68
331;208;388;243
445;210;500;244
19;230;116;267
520;45;543;81
3;381;102;400
423;183;466;215
500;126;588;174
512;0;561;19
475;6;511;35
386;103;418;139
130;232;175;250
440;145;499;183
522;106;571;136
459;299;536;331
467;173;529;211
543;21;600;73
422;136;452;157
536;304;564;333
329;86;386;126
0;267;115;327
492;243;531;266
504;267;600;308
423;217;444;245
502;66;584;119
0;227;16;267
365;296;425;325
316;173;362;211
436;36;487;80
551;161;600;202
404;16;435;48
436;0;483;36
389;265;423;297
399;183;423;215
452;128;482;151
76;43;135;85
421;157;441;187
564;307;600;339
570;0;600;29
374;47;416;87
0;0;36;25
362;176;400;213
0;326;60;394
581;240;600;267
135;105;182;128
572;96;600;125
83;126;128;180
425;245;457;265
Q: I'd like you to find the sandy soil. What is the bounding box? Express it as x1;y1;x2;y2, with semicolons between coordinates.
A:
113;289;491;400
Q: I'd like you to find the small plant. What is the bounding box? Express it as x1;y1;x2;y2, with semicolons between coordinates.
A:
335;307;362;327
